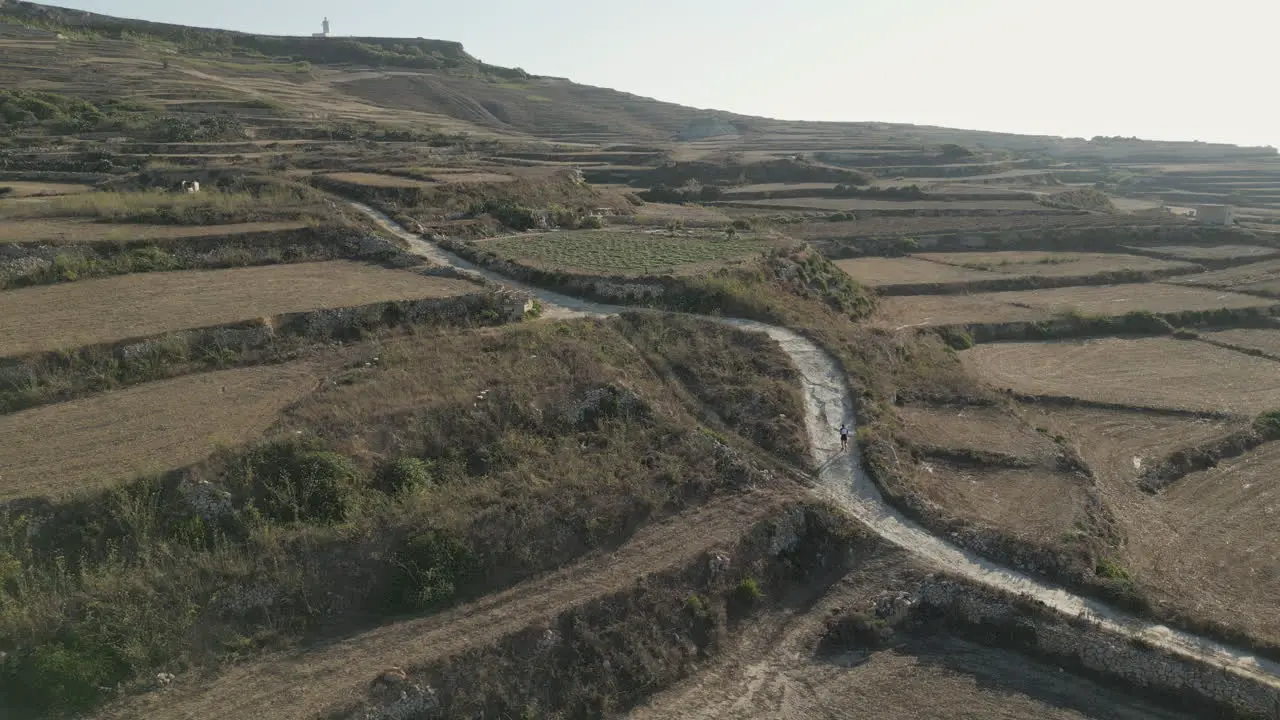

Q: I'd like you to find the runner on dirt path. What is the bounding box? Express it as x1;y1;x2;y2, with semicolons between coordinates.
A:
839;423;849;451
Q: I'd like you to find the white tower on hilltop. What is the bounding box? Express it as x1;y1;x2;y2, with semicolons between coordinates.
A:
322;17;330;35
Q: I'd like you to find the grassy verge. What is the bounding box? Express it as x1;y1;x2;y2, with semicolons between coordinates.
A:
0;319;798;718
0;288;519;414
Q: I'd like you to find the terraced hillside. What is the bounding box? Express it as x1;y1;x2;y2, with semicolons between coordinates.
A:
2;3;1280;719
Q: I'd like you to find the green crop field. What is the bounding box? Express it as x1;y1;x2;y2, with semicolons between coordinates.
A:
480;230;779;275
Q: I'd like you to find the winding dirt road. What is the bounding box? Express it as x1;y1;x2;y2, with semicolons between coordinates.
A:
355;203;1280;691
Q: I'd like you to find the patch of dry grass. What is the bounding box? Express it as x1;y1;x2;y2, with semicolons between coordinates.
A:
872;283;1273;328
0;362;320;500
0;261;479;356
915;251;1195;277
835;257;1001;286
0;219;308;244
963;337;1280;414
0;187;323;224
1170;257;1280;296
320;172;436;188
0;181;95;198
1023;404;1276;651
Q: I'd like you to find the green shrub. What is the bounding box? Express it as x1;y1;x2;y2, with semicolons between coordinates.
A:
1254;410;1280;436
376;456;435;495
469;198;539;230
1095;558;1131;581
685;594;708;616
387;529;477;611
735;577;763;603
5;641;122;715
938;328;974;350
243;439;362;524
0;186;12;197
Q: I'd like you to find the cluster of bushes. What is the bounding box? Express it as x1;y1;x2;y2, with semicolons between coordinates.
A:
0;148;135;174
832;183;928;200
637;183;723;204
0;435;483;715
0;89;151;135
1036;188;1115;212
144;113;246;142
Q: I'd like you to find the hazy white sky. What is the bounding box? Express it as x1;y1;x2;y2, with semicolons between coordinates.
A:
46;0;1280;147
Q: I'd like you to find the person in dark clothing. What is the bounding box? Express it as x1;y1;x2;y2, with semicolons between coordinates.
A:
839;424;849;451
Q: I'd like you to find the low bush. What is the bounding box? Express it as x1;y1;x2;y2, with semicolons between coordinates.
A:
376;456;435;495
236;438;364;524
384;529;479;612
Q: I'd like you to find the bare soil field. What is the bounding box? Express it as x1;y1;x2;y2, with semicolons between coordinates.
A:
0;219;308;244
895;405;1090;547
784;214;1186;241
1128;244;1280;261
622;201;733;226
912;462;1091;546
834;256;1000;286
1169;258;1280;295
319;172;436;188
915;251;1196;277
0;362;320;500
0;261;479;356
733;197;1048;211
896;405;1058;460
1021;405;1275;650
0;180;95;198
721;182;837;194
872;283;1273;328
963;337;1280;414
1198;328;1280;358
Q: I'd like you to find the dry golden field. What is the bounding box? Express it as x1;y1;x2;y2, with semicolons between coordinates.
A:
0;261;479;356
0;219;308;244
914;251;1195;277
0;362;320;499
834;257;1001;286
963;337;1280;414
872;283;1273;328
